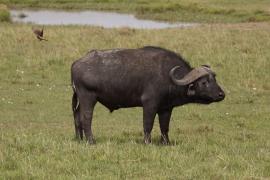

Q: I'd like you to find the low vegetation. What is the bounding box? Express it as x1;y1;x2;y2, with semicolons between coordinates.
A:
0;22;269;179
1;0;270;23
0;4;10;22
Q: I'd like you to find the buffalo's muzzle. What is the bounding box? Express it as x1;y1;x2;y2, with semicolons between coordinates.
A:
217;90;225;101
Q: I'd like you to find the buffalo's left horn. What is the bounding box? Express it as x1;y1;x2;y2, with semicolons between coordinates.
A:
169;66;211;86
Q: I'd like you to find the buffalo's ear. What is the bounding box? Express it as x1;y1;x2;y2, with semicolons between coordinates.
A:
187;83;195;96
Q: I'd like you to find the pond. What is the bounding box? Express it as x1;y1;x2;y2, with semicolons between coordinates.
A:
11;9;196;29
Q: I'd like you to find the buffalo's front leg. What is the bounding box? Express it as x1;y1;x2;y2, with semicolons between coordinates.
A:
78;91;97;144
158;108;172;145
142;104;157;144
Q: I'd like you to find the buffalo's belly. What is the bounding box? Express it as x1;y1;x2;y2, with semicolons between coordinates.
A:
97;93;142;111
94;79;144;111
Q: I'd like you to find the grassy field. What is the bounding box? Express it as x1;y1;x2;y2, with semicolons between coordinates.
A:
1;0;270;23
0;22;269;179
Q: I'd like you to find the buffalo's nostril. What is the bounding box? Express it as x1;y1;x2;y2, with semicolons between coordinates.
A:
219;91;225;98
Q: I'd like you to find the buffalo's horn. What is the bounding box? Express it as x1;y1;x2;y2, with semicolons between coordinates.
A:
201;65;215;75
170;66;210;86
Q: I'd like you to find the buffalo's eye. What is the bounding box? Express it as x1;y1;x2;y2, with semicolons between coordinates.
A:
202;81;209;87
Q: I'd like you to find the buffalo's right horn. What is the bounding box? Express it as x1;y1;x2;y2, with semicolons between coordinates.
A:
169;66;210;86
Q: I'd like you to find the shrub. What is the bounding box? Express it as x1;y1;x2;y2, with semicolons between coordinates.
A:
0;4;10;22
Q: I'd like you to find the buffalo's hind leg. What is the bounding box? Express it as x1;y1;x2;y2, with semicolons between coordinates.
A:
142;103;158;144
158;108;172;145
72;92;83;140
78;91;97;144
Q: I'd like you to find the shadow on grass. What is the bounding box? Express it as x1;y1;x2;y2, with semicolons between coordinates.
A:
71;135;179;147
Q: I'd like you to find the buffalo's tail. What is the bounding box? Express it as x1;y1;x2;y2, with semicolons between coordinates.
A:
72;81;79;112
72;81;83;140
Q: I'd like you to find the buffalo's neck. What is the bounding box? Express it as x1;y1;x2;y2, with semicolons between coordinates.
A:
164;85;191;107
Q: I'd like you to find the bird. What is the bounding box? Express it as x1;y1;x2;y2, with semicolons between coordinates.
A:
32;26;48;41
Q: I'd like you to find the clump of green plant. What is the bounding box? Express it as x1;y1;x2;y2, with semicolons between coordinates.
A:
0;4;10;22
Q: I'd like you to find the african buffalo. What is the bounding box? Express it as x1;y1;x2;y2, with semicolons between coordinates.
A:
71;46;225;144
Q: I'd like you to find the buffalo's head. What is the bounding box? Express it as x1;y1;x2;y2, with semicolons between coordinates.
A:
170;65;225;104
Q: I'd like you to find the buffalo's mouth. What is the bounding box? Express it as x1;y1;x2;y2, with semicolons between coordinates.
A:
215;96;225;102
197;92;225;104
193;98;214;104
208;95;225;103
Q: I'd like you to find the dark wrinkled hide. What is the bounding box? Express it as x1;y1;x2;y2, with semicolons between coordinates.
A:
71;46;225;144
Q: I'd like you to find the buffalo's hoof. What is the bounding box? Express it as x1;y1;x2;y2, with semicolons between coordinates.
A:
160;139;170;145
160;135;170;145
144;134;151;144
144;139;151;144
75;134;83;141
87;137;96;145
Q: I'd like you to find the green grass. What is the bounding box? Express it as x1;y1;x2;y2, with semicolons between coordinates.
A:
1;0;270;23
0;23;270;179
